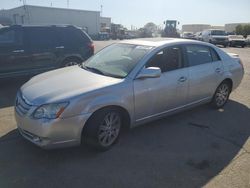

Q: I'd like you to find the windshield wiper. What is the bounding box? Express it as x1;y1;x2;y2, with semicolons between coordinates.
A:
80;64;124;79
81;64;105;75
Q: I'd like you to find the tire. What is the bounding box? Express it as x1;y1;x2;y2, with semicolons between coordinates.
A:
211;81;231;109
82;108;122;151
62;57;82;67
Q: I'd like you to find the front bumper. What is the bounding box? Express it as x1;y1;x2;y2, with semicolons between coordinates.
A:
230;41;245;46
15;110;91;149
212;40;229;46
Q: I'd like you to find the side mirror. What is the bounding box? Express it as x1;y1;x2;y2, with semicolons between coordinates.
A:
136;67;161;79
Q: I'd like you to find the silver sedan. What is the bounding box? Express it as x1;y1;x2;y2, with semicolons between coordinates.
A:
15;39;244;150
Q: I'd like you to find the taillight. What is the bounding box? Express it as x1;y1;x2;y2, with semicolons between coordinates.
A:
88;42;94;52
239;59;244;70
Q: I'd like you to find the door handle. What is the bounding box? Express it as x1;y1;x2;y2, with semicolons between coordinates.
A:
215;68;222;73
13;50;24;53
55;46;65;49
178;76;187;82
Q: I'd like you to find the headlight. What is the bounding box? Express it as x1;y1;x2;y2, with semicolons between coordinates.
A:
33;102;69;119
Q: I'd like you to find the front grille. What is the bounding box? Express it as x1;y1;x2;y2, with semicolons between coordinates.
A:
215;38;225;42
15;92;32;116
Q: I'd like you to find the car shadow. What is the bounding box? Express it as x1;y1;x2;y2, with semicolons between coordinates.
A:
0;76;31;108
0;100;249;188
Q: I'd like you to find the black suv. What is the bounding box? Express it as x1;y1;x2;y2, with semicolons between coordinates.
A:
0;25;94;78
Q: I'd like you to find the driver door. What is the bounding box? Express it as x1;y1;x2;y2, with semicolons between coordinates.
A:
133;45;189;122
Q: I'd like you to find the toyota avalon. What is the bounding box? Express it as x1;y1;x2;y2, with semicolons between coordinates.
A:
15;39;244;151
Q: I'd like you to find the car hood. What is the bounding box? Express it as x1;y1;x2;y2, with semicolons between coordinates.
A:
21;66;123;105
229;39;245;42
212;35;228;39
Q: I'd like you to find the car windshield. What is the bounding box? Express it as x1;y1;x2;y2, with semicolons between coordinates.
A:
211;30;227;36
83;43;152;78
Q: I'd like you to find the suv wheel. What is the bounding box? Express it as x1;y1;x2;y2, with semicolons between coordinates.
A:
62;58;82;67
211;81;231;108
82;108;122;151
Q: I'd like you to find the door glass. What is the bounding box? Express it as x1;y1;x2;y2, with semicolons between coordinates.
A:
0;29;15;44
210;48;221;62
186;45;213;66
27;27;56;49
146;46;183;72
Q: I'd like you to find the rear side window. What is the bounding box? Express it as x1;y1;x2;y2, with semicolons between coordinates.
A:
57;27;90;46
26;27;57;48
185;45;213;66
210;48;221;62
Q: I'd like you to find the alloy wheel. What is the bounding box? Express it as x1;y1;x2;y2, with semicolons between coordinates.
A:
65;62;78;66
98;112;121;147
215;83;230;107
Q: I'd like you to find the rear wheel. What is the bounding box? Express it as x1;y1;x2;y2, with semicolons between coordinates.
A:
211;81;231;108
62;57;82;67
82;108;122;151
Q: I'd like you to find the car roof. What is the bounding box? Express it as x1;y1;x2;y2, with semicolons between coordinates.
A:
119;38;209;47
9;24;78;29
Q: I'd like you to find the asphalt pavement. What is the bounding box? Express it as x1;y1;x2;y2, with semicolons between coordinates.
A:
0;39;249;188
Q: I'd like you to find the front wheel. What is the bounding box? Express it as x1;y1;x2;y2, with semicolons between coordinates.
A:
211;81;231;108
82;108;122;151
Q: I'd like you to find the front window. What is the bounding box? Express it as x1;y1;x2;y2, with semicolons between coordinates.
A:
0;28;15;44
83;43;152;78
211;30;227;36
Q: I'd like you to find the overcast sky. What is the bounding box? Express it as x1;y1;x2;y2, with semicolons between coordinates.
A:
1;0;250;29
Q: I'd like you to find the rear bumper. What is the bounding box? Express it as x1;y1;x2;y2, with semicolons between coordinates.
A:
15;111;91;149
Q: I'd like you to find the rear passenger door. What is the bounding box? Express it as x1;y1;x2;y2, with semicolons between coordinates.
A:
56;27;92;61
25;27;58;72
184;44;220;103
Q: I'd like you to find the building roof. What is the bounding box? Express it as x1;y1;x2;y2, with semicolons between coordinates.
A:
5;5;100;14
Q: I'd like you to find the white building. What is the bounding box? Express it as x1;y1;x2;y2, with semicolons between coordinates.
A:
182;24;211;33
0;5;102;35
100;17;111;29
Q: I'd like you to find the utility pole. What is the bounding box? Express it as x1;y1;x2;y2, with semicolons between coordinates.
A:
100;5;103;17
67;0;69;8
20;0;26;6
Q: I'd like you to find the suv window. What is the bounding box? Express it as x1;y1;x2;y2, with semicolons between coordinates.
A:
26;27;57;48
146;46;183;72
57;27;90;46
185;45;213;66
0;29;15;44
